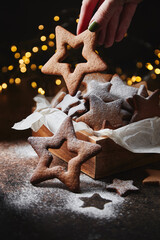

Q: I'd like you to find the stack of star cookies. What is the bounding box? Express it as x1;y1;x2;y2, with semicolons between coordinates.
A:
28;26;160;192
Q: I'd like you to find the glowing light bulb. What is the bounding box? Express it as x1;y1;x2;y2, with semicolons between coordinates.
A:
38;25;44;30
55;79;61;85
14;52;20;59
155;59;159;65
9;78;14;84
41;45;48;51
136;76;142;82
20;67;27;73
127;80;132;86
25;52;32;58
2;83;7;89
8;65;14;71
30;64;37;70
146;63;153;70
54;16;60;21
40;36;46;42
31;82;37;88
49;33;55;39
76;18;79;23
32;46;39;53
38;65;43;69
15;78;21;84
0;85;2;92
155;68;160;74
11;45;17;52
151;73;156;79
48;41;54;47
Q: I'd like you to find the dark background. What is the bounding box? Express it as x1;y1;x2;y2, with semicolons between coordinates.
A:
0;0;160;50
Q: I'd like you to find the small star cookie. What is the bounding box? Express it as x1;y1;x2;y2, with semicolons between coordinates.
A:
41;26;107;96
106;178;139;196
142;169;160;185
76;95;126;130
127;89;160;123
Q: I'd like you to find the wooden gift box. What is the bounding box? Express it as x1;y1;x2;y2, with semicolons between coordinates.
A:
33;125;160;179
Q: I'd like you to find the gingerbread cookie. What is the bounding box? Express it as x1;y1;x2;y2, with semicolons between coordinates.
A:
68;99;87;118
142;169;160;185
83;80;113;102
127;89;160;123
106;178;139;196
110;74;148;99
56;91;82;114
28;117;101;192
76;95;127;130
41;26;107;96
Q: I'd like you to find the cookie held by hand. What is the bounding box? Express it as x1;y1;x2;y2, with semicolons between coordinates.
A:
28;116;101;192
41;26;107;96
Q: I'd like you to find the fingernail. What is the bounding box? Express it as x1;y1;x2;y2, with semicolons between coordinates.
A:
88;21;99;32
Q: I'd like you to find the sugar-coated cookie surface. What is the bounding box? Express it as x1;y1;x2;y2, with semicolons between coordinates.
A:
41;26;107;96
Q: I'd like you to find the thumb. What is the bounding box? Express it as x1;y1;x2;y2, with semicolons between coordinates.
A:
88;0;118;31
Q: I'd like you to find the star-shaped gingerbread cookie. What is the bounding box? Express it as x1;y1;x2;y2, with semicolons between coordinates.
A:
28;117;101;192
41;26;107;96
80;193;112;210
142;169;160;185
127;89;160;123
76;95;126;130
106;179;139;196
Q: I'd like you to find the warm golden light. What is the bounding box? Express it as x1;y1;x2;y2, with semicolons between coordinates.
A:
48;41;54;47
0;85;2;92
20;67;27;73
54;16;60;21
15;78;21;84
127;79;132;86
154;49;160;55
155;59;159;65
25;52;32;58
38;87;45;95
11;45;17;52
49;33;55;39
2;83;7;89
67;45;71;50
95;50;99;54
19;59;24;64
155;68;160;74
55;79;61;85
8;65;14;71
32;46;39;53
40;36;46;42
131;76;136;82
38;25;44;30
9;78;14;84
136;62;143;68
76;18;79;23
31;64;37;70
38;65;43;69
24;58;30;64
31;81;37;88
158;53;160;58
146;63;153;70
135;76;142;82
14;52;20;59
41;45;48;51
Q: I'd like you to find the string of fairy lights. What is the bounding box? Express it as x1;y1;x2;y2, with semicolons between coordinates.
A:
0;9;160;95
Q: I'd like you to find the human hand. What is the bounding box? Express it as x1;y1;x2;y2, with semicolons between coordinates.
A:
77;0;142;47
